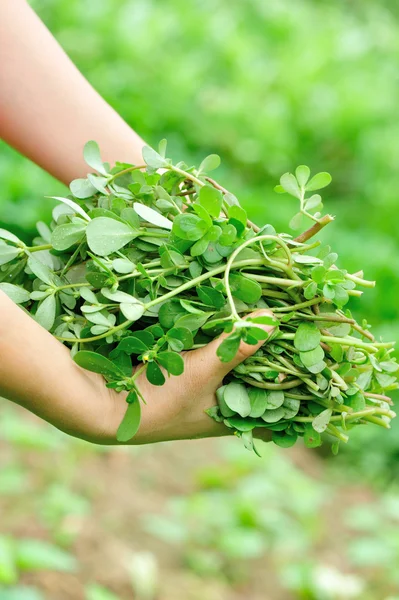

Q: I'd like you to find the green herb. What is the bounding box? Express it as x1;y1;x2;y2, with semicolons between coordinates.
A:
1;140;397;451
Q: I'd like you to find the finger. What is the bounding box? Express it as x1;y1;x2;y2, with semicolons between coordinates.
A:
192;309;276;383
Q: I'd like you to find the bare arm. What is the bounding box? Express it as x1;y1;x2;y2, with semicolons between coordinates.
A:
0;291;273;444
0;0;145;184
0;1;274;444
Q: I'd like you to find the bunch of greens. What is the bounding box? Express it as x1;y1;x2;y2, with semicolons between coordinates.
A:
0;141;397;452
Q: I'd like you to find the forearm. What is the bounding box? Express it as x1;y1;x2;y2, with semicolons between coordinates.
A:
0;0;145;184
0;291;111;442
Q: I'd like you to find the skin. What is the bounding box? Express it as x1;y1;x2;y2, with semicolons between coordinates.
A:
0;0;274;444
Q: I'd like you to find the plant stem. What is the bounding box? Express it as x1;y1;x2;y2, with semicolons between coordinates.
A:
279;332;391;351
293;214;335;244
169;165;204;188
56;319;132;343
244;273;304;287
109;165;146;182
272;298;323;312
240;376;303;390
26;244;52;252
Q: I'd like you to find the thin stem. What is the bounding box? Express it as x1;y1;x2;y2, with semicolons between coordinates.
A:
25;244;52;252
56;319;132;343
240;376;302;390
345;272;375;288
244;273;304;287
278;332;390;351
272;298;323;312
293;214;335;244
224;234;297;320
169;165;204;188
109;165;146;182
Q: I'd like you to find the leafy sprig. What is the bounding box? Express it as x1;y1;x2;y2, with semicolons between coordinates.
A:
0;140;397;451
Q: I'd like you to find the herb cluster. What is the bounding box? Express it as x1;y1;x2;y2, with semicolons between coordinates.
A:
0;141;397;452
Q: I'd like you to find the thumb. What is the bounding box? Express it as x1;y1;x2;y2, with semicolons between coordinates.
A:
192;309;276;384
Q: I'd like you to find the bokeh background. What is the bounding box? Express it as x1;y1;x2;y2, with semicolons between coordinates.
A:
1;0;398;598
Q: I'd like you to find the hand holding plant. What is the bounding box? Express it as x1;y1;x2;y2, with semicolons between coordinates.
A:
0;141;396;453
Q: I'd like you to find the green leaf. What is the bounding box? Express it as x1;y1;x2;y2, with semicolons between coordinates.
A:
16;539;77;572
261;407;285;423
294;322;321;351
311;265;327;283
198;154;221;174
101;288;139;304
304;281;317;299
142;145;168;169
0;283;30;304
70;177;97;199
74;351;124;379
83;140;108;175
174;312;212;331
334;285;349;308
172;213;209;241
305;172;332;192
282;397;300;418
146;361;166;386
197;286;225;309
0;229;21;244
293;254;323;265
303;424;322;448
0;245;21;266
157;351;184;376
192;203;212;228
300;346;325;368
289;212;303;230
133;203;173;230
34;294;56;331
216;385;235;417
120;303;145;321
116;393;141;442
229;273;262;303
272;430;298;448
112;258;135;274
280;173;301;198
304;194;322;210
265;390;285;409
86;217;137;256
189;235;209;257
228;205;247;227
247;314;279;327
219;223;237;245
248;388;268;418
158;300;186;329
199;185;223;217
226;417;256;431
216;332;241;362
312;408;332;433
223;382;251;417
167;327;193;350
346;392;366;412
295;165;310;187
51;222;86;251
48;196;91;222
323;252;338;269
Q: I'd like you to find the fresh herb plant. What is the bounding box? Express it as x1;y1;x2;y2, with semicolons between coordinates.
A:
0;141;397;451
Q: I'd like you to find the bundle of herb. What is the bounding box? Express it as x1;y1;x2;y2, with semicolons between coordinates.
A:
0;141;397;453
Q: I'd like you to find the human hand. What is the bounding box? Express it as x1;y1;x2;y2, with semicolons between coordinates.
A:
0;291;273;444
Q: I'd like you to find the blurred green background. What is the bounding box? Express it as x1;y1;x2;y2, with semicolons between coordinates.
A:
1;0;399;598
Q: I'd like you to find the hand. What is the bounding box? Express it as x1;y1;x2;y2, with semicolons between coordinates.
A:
0;291;273;444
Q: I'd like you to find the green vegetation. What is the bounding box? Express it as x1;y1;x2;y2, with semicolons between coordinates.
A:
1;141;396;451
1;0;398;598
